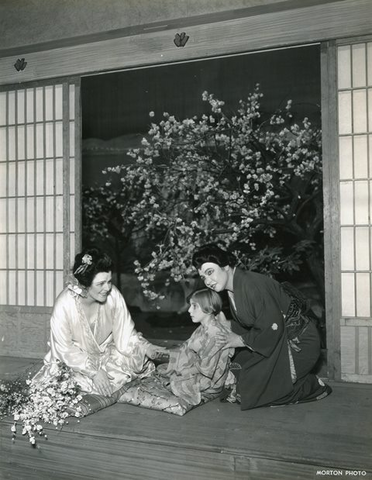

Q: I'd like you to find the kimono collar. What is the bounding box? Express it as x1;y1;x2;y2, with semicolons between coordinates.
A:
66;275;88;298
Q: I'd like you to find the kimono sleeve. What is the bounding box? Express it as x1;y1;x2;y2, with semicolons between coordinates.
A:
49;291;98;378
194;337;225;379
165;334;198;375
110;286;149;353
239;321;285;358
189;325;232;380
236;280;286;358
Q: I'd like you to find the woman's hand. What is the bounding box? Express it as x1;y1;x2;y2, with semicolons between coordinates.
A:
215;331;245;349
92;369;114;397
146;344;170;361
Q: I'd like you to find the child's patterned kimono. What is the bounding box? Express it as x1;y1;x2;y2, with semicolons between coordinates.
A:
117;314;235;415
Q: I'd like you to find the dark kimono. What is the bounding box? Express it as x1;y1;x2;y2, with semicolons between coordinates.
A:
229;268;330;410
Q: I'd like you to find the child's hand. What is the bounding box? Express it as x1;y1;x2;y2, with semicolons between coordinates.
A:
215;332;244;349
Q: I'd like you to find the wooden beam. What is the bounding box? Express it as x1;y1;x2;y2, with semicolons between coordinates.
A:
321;40;342;381
0;0;346;57
0;0;370;86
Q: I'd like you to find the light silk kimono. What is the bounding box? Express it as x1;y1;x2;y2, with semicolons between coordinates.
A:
32;284;155;394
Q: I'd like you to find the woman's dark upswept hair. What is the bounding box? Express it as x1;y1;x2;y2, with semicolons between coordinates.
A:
73;247;113;287
192;244;237;270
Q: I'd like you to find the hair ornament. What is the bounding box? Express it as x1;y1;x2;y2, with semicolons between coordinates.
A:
74;254;93;275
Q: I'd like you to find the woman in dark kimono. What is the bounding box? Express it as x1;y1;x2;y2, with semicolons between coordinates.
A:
192;244;332;410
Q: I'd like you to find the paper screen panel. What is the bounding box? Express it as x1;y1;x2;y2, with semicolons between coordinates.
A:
0;81;78;306
338;41;372;319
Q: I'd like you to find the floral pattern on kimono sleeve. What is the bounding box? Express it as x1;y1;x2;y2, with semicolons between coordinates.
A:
194;337;226;379
167;320;234;405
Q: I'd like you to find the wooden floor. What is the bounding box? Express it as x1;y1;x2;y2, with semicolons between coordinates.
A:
1;356;371;480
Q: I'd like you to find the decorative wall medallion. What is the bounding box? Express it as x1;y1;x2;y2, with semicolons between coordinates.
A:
174;32;189;48
14;58;27;72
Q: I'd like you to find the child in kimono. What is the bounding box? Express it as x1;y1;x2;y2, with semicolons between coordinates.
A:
117;288;235;415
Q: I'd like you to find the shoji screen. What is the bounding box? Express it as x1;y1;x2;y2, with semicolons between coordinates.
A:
338;41;372;382
0;80;80;309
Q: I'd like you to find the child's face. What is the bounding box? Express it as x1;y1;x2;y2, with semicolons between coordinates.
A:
188;299;210;324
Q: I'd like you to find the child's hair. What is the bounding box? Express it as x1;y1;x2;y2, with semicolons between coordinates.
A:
188;288;222;316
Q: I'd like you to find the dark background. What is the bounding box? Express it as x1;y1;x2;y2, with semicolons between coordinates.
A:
83;44;320;139
82;45;320;186
81;44;322;340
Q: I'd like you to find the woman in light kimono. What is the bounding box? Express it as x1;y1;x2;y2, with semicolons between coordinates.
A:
32;247;160;396
117;288;235;415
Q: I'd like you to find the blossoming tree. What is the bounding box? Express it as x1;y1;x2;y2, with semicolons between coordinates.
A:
83;85;323;304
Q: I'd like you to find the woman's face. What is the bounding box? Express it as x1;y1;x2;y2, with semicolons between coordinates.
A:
188;300;209;325
87;271;112;303
198;262;230;292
